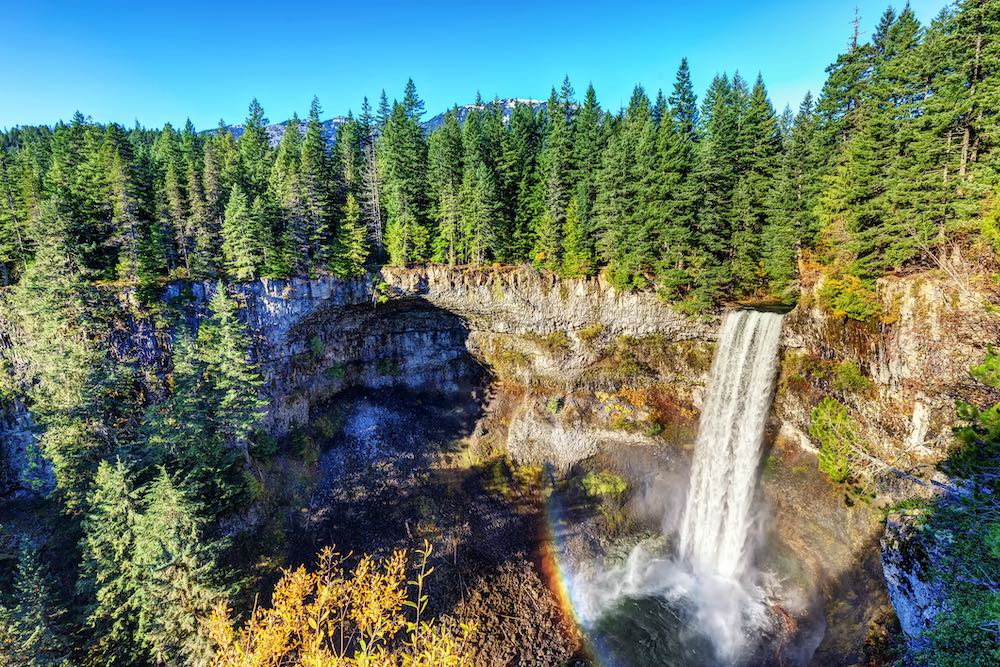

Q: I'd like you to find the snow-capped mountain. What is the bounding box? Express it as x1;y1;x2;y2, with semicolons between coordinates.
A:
422;98;546;132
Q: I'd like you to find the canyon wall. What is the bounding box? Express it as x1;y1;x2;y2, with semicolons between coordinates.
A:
1;264;994;660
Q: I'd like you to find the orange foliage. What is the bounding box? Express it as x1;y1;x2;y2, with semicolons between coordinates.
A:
209;541;474;667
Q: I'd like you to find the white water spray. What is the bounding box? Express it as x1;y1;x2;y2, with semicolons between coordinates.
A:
679;309;784;580
569;309;787;663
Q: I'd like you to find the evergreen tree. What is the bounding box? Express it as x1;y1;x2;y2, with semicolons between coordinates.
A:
428;109;464;263
507;101;544;261
571;84;604;266
197;284;267;464
331;193;369;277
381;81;430;264
595;86;656;289
238;99;271;201
271;114;306;273
301;97;332;268
691;74;741;302
0;149;33;284
133;469;225;666
730;74;782;295
0;541;68;667
462;161;502;264
78;458;142;665
764;93;818;296
561;196;592;276
221;184;265;280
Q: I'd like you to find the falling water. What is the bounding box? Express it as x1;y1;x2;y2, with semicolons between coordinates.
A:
679;309;784;580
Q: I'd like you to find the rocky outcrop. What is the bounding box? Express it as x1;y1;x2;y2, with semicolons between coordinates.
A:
880;510;949;644
775;272;998;486
167;266;716;437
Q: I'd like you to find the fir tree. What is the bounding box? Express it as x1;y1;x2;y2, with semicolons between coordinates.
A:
331;193;369;277
197;283;267;464
78;458;142;665
300;97;332;268
220;184;264;280
133;469;225;666
0;541;68;667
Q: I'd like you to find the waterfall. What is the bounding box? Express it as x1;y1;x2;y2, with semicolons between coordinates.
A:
679;310;784;580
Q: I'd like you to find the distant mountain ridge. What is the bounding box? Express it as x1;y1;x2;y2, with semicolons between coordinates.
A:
207;98;546;146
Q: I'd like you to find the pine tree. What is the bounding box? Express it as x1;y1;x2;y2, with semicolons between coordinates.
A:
78;458;142;665
462;162;501;264
428;109;464;264
571;84;604;266
381;81;430;264
764;93;818;297
0;541;68;667
271;114;307;273
133;469;225;666
10;197;107;511
691;74;741;302
561;196;592;276
221;184;264;280
0;149;33;284
238;98;272;201
301;97;332;269
508;102;544;261
595;86;655;289
197;283;267;464
535;81;577;266
331;193;369;277
730;74;782;295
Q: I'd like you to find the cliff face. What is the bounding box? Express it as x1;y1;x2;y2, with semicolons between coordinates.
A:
199;265;990;480
3;264;990;492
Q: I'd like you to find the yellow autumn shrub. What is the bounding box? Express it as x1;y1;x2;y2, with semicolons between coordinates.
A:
209;541;474;667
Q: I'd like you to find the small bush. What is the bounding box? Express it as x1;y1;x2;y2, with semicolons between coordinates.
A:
817;275;882;322
546;397;562;414
309;335;324;359
809;397;858;484
578;323;604;342
581;470;628;497
527;331;571;354
249;430;279;459
832;360;871;393
314;413;343;439
324;363;346;381
644;421;664;437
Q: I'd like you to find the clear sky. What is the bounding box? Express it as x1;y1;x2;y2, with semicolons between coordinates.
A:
1;0;952;130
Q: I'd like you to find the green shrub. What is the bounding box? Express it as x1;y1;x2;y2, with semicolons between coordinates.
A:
249;430;279;459
376;359;401;376
606;264;648;291
578;323;605;342
644;421;664;437
832;360;871;393
817;275;881;322
309;335;324;359
314;413;343;439
324;363;346;381
528;331;570;354
546;397;562;414
581;470;628;497
809;397;858;483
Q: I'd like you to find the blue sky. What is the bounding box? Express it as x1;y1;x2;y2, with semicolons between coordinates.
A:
1;0;952;130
